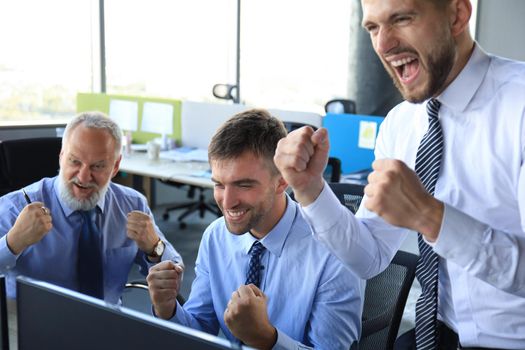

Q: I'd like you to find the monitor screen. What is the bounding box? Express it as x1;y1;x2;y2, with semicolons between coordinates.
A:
16;277;242;350
0;276;8;350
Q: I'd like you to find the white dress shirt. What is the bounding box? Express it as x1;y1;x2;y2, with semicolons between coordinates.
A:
302;45;525;349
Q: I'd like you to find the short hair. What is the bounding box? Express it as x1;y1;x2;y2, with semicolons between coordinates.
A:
62;111;122;157
208;109;287;175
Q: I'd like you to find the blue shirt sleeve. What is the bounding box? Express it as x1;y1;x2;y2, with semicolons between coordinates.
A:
171;232;221;335
0;193;24;272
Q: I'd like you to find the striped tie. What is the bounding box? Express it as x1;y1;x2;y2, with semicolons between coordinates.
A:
414;99;443;349
245;241;266;287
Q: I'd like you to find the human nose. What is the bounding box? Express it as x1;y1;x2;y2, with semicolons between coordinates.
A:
221;186;239;210
375;26;398;55
77;164;92;184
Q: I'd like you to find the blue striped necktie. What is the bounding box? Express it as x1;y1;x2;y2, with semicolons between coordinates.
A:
78;209;104;299
245;241;266;287
414;99;443;349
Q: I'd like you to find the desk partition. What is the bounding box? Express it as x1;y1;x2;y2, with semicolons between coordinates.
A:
181;101;323;149
76;92;182;145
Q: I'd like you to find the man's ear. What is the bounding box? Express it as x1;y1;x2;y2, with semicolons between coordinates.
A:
275;174;288;195
449;0;472;37
111;154;122;178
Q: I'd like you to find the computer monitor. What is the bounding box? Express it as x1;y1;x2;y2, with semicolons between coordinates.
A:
16;277;243;350
0;276;8;350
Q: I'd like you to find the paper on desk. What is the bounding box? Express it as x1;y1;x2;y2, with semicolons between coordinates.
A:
160;147;209;162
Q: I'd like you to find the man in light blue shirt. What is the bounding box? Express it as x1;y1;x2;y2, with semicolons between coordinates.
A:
0;112;182;303
147;109;363;350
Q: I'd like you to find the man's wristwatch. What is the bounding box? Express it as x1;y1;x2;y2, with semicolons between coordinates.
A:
148;239;165;259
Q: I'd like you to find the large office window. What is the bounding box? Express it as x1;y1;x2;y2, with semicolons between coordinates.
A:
241;0;351;114
104;0;237;102
0;0;97;125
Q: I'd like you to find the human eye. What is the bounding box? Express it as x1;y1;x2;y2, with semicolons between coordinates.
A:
393;14;413;26
237;181;255;189
91;163;106;172
68;157;81;166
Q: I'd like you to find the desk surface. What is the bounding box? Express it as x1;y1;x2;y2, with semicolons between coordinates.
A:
119;153;213;189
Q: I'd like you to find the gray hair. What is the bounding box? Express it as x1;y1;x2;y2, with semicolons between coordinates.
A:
62;111;122;157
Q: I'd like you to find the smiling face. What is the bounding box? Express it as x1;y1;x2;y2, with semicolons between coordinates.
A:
362;0;457;102
58;124;121;211
211;151;287;239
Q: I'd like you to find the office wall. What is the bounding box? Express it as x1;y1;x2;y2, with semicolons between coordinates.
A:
476;0;525;61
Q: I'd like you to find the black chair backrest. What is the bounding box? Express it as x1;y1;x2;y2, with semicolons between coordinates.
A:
324;157;342;183
328;182;364;214
0;137;61;195
327;182;418;350
359;250;417;350
0;275;9;350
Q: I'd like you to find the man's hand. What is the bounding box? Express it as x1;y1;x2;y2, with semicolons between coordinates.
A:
7;202;53;255
147;261;184;320
364;159;444;241
224;284;277;350
127;210;159;254
274;126;330;206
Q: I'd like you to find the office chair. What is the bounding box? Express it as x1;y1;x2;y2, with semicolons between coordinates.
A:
325;157;342;183
161;183;222;229
0;146;9;196
327;182;418;350
324;99;357;114
122;280;185;314
0;137;62;196
0;275;9;350
328;182;364;213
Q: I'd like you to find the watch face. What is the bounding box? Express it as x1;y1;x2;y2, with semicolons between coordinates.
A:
155;241;165;256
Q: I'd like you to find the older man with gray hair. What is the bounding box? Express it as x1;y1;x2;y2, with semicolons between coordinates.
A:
0;111;182;303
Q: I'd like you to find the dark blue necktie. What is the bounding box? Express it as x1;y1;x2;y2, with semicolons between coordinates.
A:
245;241;266;288
414;99;443;349
78;209;104;299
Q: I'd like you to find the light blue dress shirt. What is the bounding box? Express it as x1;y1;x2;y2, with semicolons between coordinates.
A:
303;45;525;349
170;196;363;350
0;177;182;303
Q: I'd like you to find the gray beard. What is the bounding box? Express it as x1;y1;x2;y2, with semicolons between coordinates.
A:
57;170;109;211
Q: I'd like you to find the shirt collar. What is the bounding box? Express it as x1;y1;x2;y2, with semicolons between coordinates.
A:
53;176;106;217
241;194;297;258
439;44;490;113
